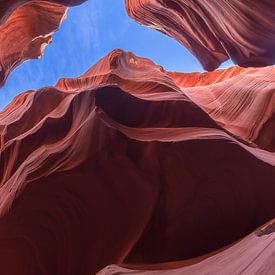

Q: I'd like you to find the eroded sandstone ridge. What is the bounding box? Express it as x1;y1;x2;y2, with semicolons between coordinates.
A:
2;0;275;88
166;66;275;152
0;0;87;87
125;0;275;71
0;0;275;274
0;50;274;274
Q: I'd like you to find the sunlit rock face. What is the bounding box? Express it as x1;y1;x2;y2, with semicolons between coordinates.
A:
0;0;87;88
166;66;275;152
0;50;274;274
125;0;275;71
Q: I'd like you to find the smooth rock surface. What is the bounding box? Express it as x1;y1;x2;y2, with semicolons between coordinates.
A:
98;219;275;275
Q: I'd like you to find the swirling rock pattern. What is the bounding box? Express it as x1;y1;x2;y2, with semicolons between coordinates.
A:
0;0;86;88
125;0;275;71
0;50;274;274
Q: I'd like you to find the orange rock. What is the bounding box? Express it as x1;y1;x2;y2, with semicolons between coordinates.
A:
0;0;87;87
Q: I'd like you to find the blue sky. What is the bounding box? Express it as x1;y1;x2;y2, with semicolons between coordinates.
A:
0;0;232;109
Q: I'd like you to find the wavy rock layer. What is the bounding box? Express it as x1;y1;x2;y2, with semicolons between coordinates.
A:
166;66;275;152
0;50;274;274
0;0;86;88
99;219;275;274
126;0;275;70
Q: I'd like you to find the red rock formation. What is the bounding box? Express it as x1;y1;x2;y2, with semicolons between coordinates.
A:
0;0;86;88
0;0;87;24
99;219;275;274
125;0;275;70
166;66;275;152
0;50;274;274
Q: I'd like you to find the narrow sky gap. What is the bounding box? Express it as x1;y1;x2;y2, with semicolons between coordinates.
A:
0;0;233;110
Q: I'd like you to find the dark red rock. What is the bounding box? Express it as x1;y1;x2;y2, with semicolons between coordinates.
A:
0;50;274;274
98;219;275;274
125;0;275;70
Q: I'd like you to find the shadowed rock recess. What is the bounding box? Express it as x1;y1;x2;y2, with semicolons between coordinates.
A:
0;1;275;275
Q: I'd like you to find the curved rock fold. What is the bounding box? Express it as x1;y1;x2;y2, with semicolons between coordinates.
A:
126;0;275;70
0;0;87;88
0;0;275;274
0;50;274;274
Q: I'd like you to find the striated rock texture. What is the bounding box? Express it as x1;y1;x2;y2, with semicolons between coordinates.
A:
125;0;275;71
0;0;87;88
0;0;87;24
0;50;274;274
166;66;275;152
